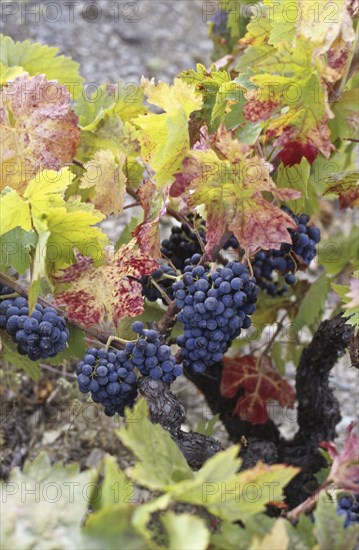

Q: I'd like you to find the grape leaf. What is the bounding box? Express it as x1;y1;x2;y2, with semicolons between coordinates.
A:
0;34;84;98
220;355;296;424
173;447;299;521
323;171;359;209
0;188;32;235
332;276;359;328
276;158;320;215
313;492;359;550
0;227;37;274
330;89;359;141
161;512;209;550
318;227;358;275
132;180;169;257
0;452;94;550
294;273;330;329
79;149;126;216
0;74;80;193
179;63;240;131
0;61;25;84
23;167;74;215
115;216;142;252
117;399;194;490
183;126;300;256
54;242;159;327
321;422;359;491
250;518;289;550
136;77;203;188
74;81;146;132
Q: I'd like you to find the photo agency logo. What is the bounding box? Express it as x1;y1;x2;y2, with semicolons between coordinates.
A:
0;1;140;24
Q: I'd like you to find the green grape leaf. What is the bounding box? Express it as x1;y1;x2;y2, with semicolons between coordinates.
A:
179;63;240;131
276;158;319;215
0;34;84;98
136;77;203;189
318;227;358;274
0;188;32;236
0;227;37;274
313;493;359;550
117;399;194;490
0;452;93;549
38;205;107;272
330;89;359;141
74;81;146;131
90;455;135;510
295;273;331;329
172;446;298;521
83;506;150;550
161;512;210;550
115;216;142;252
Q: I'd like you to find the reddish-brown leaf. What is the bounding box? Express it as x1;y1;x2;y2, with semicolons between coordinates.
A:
0;74;80;193
132;180;169;258
55;242;159;327
220;355;296;424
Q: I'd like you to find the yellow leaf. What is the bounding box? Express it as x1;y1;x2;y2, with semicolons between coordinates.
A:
24;168;74;215
136;77;202;188
38;206;107;271
250;518;289;550
0;188;31;236
79;150;126;216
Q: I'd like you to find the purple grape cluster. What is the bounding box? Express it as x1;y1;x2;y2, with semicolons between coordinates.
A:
161;214;206;270
139;264;177;303
253;208;321;296
76;347;138;417
0;283;69;361
76;322;182;415
337;493;359;528
130;321;182;382
173;254;258;374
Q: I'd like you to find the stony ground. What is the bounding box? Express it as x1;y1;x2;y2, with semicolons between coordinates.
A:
1;0;357;472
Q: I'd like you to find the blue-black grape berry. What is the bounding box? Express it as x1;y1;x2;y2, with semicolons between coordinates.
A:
76;347;138;417
139;263;177;303
76;322;182;415
161;214;206;271
0;283;69;361
252;208;321;296
173;254;258;374
337;493;359;528
128;322;183;383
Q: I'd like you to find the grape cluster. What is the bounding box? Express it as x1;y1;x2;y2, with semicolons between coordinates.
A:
130;321;182;382
76;322;182;415
161;214;206;270
337;494;359;528
139;264;177;303
76;347;138;416
0;283;69;361
253;208;321;296
173;254;258;374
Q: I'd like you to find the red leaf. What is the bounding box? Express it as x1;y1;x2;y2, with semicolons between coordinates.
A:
55;242;159;327
278;140;318;167
220;355;296;424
